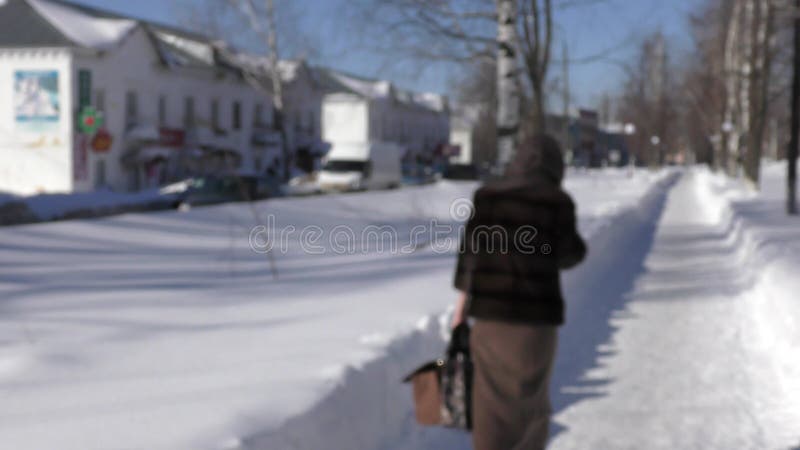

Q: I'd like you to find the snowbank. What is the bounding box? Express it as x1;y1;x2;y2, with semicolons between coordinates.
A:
0;188;170;225
693;163;800;405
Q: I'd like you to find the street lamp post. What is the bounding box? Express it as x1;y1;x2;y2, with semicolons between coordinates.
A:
623;123;636;177
788;0;799;214
651;135;661;167
721;122;734;175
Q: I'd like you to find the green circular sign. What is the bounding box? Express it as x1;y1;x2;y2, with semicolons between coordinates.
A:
78;106;104;135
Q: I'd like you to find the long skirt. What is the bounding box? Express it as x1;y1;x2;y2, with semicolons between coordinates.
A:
470;320;558;450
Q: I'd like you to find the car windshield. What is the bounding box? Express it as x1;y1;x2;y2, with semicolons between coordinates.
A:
323;160;367;173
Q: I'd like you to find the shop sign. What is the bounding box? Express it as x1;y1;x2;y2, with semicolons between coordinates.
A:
91;129;113;153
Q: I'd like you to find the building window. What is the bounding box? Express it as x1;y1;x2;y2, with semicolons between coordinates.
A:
232;101;242;130
184;96;195;128
94;89;106;112
211;99;220;130
158;95;167;127
308;110;315;135
254;103;267;127
125;91;138;129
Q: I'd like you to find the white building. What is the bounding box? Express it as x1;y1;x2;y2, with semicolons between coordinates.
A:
232;60;450;171
448;106;482;165
314;69;450;161
0;0;450;195
232;56;328;173
0;0;275;194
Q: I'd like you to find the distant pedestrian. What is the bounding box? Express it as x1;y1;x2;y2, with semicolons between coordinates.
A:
452;134;587;450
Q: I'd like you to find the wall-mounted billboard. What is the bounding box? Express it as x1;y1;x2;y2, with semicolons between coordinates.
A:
14;70;60;131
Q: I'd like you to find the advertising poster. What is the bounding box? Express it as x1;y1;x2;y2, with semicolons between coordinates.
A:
14;70;60;132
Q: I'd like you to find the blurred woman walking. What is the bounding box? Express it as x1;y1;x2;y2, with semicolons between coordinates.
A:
452;134;587;450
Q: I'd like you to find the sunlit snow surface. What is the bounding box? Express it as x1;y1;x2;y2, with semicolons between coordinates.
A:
8;166;796;450
548;165;800;450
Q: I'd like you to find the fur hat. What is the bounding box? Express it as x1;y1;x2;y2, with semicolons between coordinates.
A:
505;134;565;185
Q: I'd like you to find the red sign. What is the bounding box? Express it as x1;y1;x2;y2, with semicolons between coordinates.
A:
159;128;185;147
91;129;113;153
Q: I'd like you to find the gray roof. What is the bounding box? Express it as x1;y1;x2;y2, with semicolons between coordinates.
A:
0;0;75;47
0;0;241;76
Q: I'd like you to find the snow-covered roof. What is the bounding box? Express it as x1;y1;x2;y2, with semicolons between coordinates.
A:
152;30;215;67
278;60;301;82
0;0;236;74
327;71;394;99
27;0;136;50
233;54;306;84
312;67;448;113
413;92;448;112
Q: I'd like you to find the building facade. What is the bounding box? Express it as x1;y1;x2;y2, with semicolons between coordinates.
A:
0;0;450;194
315;69;449;161
0;0;275;194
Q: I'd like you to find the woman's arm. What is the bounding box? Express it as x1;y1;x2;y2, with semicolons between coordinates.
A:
557;196;587;269
451;290;468;329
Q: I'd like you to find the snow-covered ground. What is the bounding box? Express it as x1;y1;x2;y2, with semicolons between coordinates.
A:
0;168;671;450
550;163;800;450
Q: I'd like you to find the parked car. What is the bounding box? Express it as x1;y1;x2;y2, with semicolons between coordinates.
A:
442;163;480;181
286;173;321;196
160;174;283;209
401;162;436;186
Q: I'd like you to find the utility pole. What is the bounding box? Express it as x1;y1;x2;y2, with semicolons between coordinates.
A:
789;0;799;215
264;0;289;181
495;0;520;175
562;41;570;156
235;0;288;180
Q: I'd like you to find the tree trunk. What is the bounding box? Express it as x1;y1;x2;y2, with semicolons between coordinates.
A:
722;0;742;175
263;0;290;181
735;0;754;177
744;0;773;187
789;0;800;214
495;0;521;173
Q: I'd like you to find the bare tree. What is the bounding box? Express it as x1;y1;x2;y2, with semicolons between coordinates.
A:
682;0;786;187
229;0;289;180
172;0;317;58
351;0;559;168
496;0;522;169
743;0;775;185
518;0;553;135
618;32;679;168
715;0;779;184
683;0;729;167
778;0;800;212
453;54;498;166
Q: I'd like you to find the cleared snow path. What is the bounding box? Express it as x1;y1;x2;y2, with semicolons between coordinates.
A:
550;171;800;450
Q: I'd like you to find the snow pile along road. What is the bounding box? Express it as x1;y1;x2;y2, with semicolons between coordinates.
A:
0;169;671;450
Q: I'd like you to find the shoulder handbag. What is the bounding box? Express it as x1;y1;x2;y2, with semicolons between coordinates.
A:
402;322;473;430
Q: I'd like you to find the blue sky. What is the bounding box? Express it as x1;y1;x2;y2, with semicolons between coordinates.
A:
71;0;705;109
